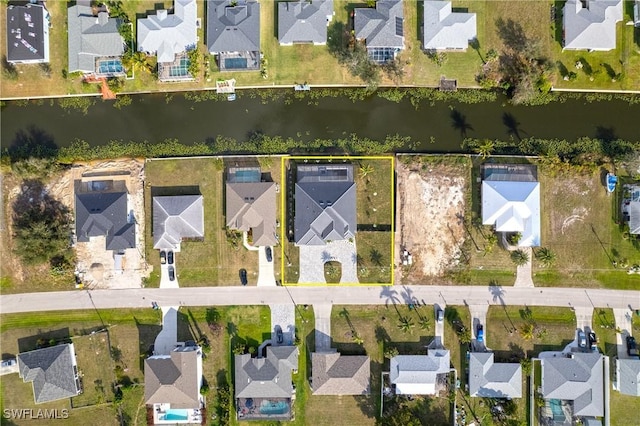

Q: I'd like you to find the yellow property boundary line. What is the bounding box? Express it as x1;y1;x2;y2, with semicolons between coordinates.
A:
280;155;395;286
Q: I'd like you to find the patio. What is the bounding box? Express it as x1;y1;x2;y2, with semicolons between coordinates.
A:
158;53;194;82
217;51;260;71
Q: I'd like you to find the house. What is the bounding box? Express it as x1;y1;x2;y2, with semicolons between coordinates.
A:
422;1;477;51
563;0;623;51
389;349;450;395
6;3;50;64
278;0;334;46
235;346;299;420
481;164;541;247
207;0;261;71
469;352;522;398
541;353;604;418
75;180;135;251
17;344;81;404
145;345;203;425
153;195;204;251
137;0;197;74
623;185;640;235
226;166;278;247
294;164;356;246
311;350;370;395
354;0;404;63
615;358;640;396
67;4;125;76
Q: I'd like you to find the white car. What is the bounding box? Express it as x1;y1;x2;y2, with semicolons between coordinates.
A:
1;359;16;368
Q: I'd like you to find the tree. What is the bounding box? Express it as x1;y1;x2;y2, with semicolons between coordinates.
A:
418;316;431;331
520;358;532;376
510;249;529;266
351;331;364;345
123;51;153;74
520;323;535;340
475;139;495;159
359;163;374;178
384;346;399;359
535;247;556;267
397;316;415;334
457;326;472;344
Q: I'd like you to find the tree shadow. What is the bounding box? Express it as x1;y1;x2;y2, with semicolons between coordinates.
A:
177;310;196;343
469;37;484;63
600;63;616;80
17;327;72;353
6;125;58;162
135;317;161;372
595;125;617;142
380;285;400;306
502;112;525;141
578;57;593;75
450;109;474;138
494;18;529;52
556;61;568;78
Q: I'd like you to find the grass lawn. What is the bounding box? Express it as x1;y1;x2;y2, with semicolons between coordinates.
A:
486;305;576;359
610;387;640;426
329;304;443;424
145;157;282;286
592;308;617;357
70;332;116;407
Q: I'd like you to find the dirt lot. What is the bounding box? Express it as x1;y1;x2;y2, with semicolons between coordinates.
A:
3;159;148;290
395;157;468;282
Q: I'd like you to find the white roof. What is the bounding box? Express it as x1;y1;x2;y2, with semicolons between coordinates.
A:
389;350;450;395
423;1;476;50
482;180;541;247
137;0;197;63
563;0;622;51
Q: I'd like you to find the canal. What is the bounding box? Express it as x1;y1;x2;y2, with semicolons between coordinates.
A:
1;91;638;153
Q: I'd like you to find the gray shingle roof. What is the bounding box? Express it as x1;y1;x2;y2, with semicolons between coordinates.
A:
278;0;334;45
153;195;204;250
294;164;356;246
617;358;640;396
137;0;197;63
226;181;278;246
67;5;124;73
469;352;522;398
75;191;135;250
234;346;298;398
354;0;404;49
563;0;622;51
17;344;79;404
423;1;476;50
144;347;202;408
541;353;604;417
311;351;370;395
207;0;260;53
6;3;50;64
389;349;450;394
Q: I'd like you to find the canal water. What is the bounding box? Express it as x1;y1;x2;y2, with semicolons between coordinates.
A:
1;92;638;153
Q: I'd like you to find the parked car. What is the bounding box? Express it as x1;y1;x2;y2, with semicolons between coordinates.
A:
239;269;248;286
578;330;587;348
437;309;444;323
588;332;597;352
167;251;174;265
265;247;272;262
627;336;639;357
168;266;175;281
476;325;484;342
276;326;283;344
160;251;166;264
1;359;16;368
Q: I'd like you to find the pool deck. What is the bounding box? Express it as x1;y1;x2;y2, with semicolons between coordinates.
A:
236;397;292;421
218;51;260;72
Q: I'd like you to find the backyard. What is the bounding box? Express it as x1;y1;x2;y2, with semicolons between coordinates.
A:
144;157;282;287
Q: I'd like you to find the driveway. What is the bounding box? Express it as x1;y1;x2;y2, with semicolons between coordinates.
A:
432;304;446;349
314;304;332;352
257;246;276;287
0;360;18;376
574;306;593;333
469;304;489;352
154;306;179;355
298;241;359;284
159;252;179;289
613;308;633;359
270;304;295;346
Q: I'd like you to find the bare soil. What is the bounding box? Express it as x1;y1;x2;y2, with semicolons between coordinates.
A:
395;158;467;282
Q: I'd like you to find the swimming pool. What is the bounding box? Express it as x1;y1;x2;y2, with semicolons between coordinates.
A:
161;409;189;421
549;399;565;421
259;400;289;415
97;59;124;74
225;57;248;69
232;169;261;183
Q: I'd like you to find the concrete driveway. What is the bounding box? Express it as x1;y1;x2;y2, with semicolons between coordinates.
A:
613;308;633;359
0;360;18;376
470;304;488;352
433;304;446;348
257;246;276;287
314;304;332;352
574;306;593;333
298;241;359;284
270;304;295;346
154;306;179;355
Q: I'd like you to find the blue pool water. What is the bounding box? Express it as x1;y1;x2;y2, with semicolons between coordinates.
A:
225;57;248;69
549;399;564;421
162;409;189;421
233;169;261;182
259;400;288;415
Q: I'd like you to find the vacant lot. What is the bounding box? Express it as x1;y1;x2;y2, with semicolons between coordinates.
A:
396;156;470;283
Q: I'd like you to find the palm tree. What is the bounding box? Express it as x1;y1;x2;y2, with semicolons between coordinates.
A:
475;139;495;159
384;346;399;359
397;316;415;334
510;249;530;266
457;326;471;344
351;331;364;345
520;323;535;340
535;247;556;267
418;316;431;331
359;163;374;179
123;51;153;74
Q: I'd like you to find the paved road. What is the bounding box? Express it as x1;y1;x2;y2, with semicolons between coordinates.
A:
1;286;638;315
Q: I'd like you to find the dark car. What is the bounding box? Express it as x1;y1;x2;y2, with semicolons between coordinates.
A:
627;336;639;357
168;266;175;281
588;332;597;351
276;326;283;344
160;251;167;264
265;247;272;262
167;251;174;265
239;269;248;286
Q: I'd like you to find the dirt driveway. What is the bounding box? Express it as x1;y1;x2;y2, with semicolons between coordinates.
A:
395;158;468;283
